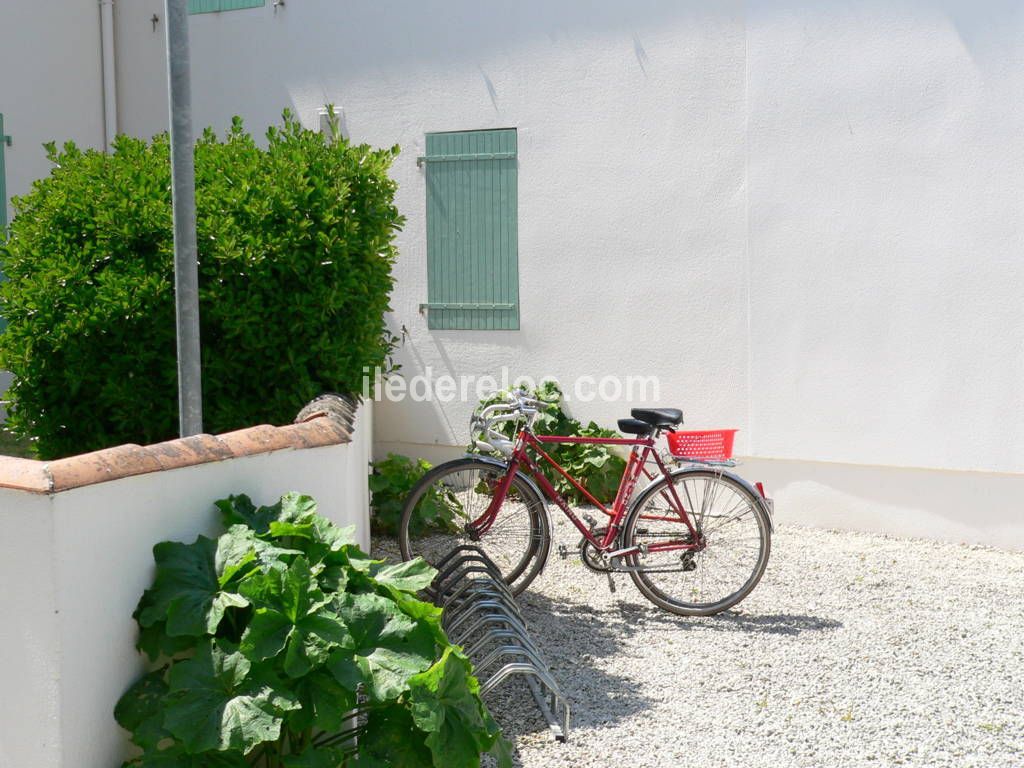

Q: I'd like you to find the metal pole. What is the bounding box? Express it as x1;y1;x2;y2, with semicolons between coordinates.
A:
164;0;203;436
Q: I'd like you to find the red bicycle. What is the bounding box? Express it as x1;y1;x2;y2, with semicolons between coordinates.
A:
398;390;773;616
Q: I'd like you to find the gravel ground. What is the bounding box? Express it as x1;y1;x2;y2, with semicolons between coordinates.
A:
447;515;1024;768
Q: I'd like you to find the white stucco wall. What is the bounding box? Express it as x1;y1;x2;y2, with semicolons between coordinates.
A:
103;0;1024;546
7;2;1022;548
744;456;1024;551
746;2;1024;475
0;407;372;768
112;0;751;453
0;0;106;223
0;489;62;768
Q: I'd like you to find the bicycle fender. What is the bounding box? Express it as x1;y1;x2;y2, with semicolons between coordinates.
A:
661;465;776;533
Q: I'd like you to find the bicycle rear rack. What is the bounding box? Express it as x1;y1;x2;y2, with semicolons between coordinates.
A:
429;545;570;742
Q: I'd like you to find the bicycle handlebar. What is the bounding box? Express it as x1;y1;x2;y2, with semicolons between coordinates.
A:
471;390;545;457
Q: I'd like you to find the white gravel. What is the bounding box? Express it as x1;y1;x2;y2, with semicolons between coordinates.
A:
477;516;1024;768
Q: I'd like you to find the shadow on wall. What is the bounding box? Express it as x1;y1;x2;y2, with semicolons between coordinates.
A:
743;456;1024;551
373;325;535;457
282;0;732;74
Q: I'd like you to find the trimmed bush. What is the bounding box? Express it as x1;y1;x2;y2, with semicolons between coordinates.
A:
0;112;402;459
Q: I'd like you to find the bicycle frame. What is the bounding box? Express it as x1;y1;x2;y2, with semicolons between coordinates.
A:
470;429;701;557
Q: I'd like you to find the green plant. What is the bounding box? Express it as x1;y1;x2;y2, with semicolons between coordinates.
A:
476;381;627;504
0;110;403;459
115;492;510;768
369;453;459;537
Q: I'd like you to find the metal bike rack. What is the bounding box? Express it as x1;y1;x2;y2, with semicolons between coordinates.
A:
430;545;570;742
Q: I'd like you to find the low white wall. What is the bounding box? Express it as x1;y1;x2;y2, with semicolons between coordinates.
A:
0;489;62;768
743;456;1024;552
0;409;372;768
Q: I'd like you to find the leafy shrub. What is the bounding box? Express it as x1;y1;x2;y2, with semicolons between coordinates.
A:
476;381;626;504
116;492;509;768
369;453;459;537
0;111;403;459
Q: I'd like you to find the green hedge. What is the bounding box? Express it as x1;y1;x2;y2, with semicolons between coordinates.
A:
0;112;402;459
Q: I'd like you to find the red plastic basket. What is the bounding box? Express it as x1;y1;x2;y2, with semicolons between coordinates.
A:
665;429;737;460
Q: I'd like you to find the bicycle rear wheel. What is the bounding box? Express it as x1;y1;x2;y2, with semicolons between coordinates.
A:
622;468;771;616
398;457;550;595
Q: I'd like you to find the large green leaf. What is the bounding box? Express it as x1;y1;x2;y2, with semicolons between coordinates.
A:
216;493;318;534
119;753;245;768
356;706;433;768
288;669;357;733
282;745;355;768
218;493;359;568
134;613;195;662
122;746;249;767
408;648;507;768
326;592;437;702
217;524;301;578
377;584;449;648
217;495;279;535
163;639;299;754
297;517;360;567
136;536;249;638
368;559;436;594
114;670;170;750
239;556;351;677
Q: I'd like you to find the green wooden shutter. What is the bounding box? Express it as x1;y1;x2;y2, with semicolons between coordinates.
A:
189;0;264;14
422;128;519;330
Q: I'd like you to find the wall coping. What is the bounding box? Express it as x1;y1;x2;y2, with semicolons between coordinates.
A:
0;395;357;495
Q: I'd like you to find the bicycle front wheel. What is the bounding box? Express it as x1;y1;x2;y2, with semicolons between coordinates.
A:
623;468;771;616
398;457;550;595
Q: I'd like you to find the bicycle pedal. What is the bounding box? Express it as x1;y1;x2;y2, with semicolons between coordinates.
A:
557;544;570;560
606;573;616;593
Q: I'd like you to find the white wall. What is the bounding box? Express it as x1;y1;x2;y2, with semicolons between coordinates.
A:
113;0;751;453
747;1;1024;474
0;0;106;222
745;457;1024;551
111;0;1024;463
7;1;1015;548
106;0;1024;546
0;410;372;768
0;489;62;768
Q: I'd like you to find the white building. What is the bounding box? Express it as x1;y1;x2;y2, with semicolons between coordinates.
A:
3;0;1023;548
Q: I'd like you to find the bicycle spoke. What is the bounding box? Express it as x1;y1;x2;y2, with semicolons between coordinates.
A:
624;470;769;615
400;461;549;595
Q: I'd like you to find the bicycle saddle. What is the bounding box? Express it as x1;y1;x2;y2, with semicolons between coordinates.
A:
617;418;654;436
631;408;683;428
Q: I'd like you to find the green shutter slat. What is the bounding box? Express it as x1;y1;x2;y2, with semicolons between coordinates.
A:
188;0;220;13
424;128;518;331
189;0;264;14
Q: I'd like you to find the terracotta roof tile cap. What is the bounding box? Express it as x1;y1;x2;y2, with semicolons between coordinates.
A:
0;394;357;494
